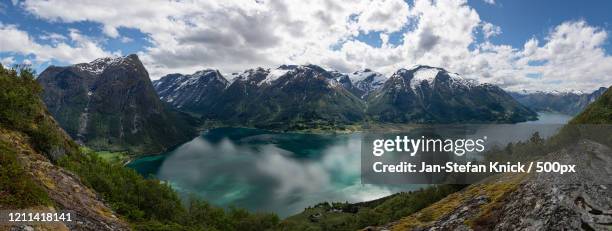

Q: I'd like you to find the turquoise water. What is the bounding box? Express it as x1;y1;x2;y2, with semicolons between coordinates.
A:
127;112;572;217
128;128;422;217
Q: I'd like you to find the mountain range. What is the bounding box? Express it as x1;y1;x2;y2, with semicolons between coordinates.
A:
155;64;537;129
366;65;536;123
37;54;197;154
6;53;612;230
509;87;608;115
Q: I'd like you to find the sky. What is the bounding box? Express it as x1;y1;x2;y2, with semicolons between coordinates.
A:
1;0;611;92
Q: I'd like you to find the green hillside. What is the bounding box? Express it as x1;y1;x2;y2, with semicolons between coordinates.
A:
571;86;612;124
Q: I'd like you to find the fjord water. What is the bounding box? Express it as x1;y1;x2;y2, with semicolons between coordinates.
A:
127;112;571;217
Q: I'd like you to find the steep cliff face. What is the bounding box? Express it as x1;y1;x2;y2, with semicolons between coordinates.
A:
37;54;197;154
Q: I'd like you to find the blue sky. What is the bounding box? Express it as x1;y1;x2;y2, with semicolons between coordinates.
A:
1;0;611;92
471;0;611;50
0;0;151;68
351;0;612;52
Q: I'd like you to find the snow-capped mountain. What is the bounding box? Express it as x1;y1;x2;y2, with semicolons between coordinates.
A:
510;87;608;115
515;89;587;95
367;65;536;123
152;64;537;127
37;54;197;153
153;69;228;113
73;56;129;75
205;64;365;129
348;69;387;98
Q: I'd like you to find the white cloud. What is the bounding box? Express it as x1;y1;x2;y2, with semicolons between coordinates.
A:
102;24;119;38
483;0;495;5
39;32;67;43
505;20;612;91
0;23;112;64
356;0;410;33
482;22;501;39
120;36;133;43
17;0;612;92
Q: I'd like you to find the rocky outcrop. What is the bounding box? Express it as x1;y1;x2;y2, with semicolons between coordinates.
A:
0;128;129;231
377;139;612;231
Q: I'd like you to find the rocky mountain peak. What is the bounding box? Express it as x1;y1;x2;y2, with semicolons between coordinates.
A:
72;54;142;76
188;69;228;85
390;65;479;92
38;54;196;154
346;69;387;98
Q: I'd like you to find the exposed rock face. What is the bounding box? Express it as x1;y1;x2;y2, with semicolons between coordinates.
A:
376;90;612;230
367;65;537;123
37;54;196;154
373;138;612;231
431;140;612;231
510;87;608;115
0;129;129;231
153;69;228;115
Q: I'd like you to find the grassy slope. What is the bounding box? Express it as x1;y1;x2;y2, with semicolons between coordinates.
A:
571;86;612;124
0;139;51;209
280;185;465;231
0;65;71;209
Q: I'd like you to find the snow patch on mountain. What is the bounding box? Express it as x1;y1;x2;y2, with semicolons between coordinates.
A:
347;69;387;97
348;69;373;82
349;70;386;84
447;72;478;89
260;68;290;85
512;88;589;95
74;56;126;75
410;67;440;91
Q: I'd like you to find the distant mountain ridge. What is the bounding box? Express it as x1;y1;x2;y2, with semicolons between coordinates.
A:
510;87;607;115
37;54;197;154
153;69;228;114
154;64;537;128
366;65;536;123
206;65;366;130
571;86;612;124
